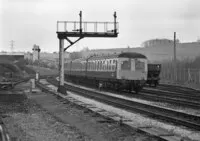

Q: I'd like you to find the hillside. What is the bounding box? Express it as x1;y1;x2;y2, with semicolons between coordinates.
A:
81;42;200;62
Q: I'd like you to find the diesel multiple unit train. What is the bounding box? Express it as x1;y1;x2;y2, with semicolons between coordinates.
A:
64;52;148;93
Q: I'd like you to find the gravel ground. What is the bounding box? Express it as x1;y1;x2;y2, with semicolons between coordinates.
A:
0;81;159;141
48;79;200;141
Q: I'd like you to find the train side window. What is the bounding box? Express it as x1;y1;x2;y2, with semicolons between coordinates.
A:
108;61;111;70
99;61;101;70
102;61;104;70
99;61;101;71
101;61;103;71
106;60;108;70
90;62;92;70
95;61;99;71
110;60;112;71
104;60;106;70
94;61;96;71
111;60;114;70
88;62;91;71
112;60;115;70
101;60;103;71
97;61;99;71
102;61;104;71
81;63;83;71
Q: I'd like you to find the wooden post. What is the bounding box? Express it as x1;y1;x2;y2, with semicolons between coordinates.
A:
79;11;82;33
57;39;66;94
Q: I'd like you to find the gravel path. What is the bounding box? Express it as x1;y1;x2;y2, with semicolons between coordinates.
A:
0;82;159;141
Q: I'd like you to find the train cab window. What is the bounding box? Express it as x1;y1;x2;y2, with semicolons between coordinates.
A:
121;59;131;70
135;59;145;71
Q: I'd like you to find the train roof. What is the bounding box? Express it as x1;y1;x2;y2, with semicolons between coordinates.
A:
88;52;147;60
66;52;147;63
118;52;147;59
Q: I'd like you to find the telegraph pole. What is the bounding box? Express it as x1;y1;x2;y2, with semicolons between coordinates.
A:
174;32;176;64
174;32;177;81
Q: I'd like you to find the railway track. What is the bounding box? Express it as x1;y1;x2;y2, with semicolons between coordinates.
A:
59;80;200;109
156;84;200;95
98;88;200;109
142;88;200;101
139;89;200;109
47;78;200;131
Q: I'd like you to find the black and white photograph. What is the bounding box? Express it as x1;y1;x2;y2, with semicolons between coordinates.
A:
0;0;200;140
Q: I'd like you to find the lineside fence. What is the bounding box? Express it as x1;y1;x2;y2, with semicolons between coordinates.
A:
160;67;200;89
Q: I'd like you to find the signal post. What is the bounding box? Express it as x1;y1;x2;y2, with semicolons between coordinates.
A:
56;11;119;94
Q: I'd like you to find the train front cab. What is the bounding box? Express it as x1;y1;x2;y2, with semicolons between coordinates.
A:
116;57;148;93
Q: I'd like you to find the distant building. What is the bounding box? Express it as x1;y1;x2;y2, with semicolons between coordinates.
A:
32;44;41;61
141;38;180;48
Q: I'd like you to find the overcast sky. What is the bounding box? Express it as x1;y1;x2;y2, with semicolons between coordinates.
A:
0;0;200;52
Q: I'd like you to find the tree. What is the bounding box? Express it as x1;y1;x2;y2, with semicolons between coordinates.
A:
70;52;83;60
